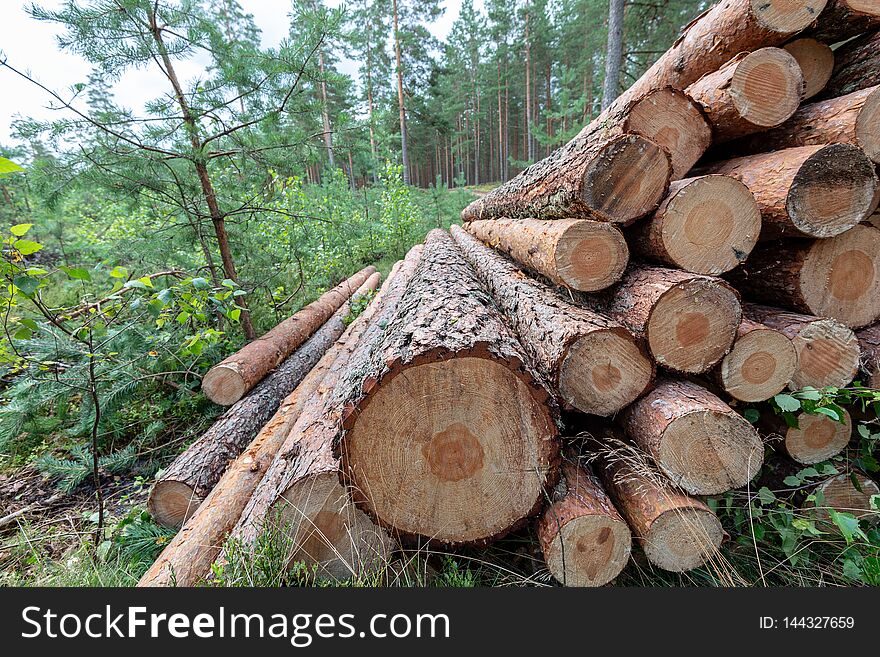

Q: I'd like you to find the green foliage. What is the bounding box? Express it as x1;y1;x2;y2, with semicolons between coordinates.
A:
34;443;136;493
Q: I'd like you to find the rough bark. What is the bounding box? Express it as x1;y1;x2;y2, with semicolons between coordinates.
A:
821;29;880;99
783;38;834;100
138;273;384;587
724;85;880;164
620;378;763;495
147;276;377;529
856;322;880;388
686;47;804;143
762;408;852;464
450;225;653;416
601;0;626;110
336;229;559;546
803;0;880;44
726;225;880;328
698;144;878;239
202;265;376;405
716;318;798;402
464;217;628;292
628;175;760;275
743;303;860;389
593;264;741;374
809;471;880;527
538;456;631;586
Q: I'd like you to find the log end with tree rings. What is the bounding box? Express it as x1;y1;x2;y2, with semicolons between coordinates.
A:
645;278;741;374
719;326;798;402
201;363;247;406
147;480;201;529
342;355;558;545
751;0;830;33
553;220;630;291
786;143;879;239
785;408;852;465
558;327;654;416
274;473;393;580
730;47;804;129
784;38;834;100
581;134;671;225
855;86;880;163
811;472;880;528
626;87;713;179
642;504;724;572
799;225;880;329
790;318;861;389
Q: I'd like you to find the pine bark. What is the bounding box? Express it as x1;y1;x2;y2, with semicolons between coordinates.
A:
202;265;376;405
803;0;880;44
715;318;798;402
821;29;880;99
856;322;880;388
450;225;653;416
620;378;763;495
336;229;559;546
686;47;804;143
464;217;629;292
783;38;834;100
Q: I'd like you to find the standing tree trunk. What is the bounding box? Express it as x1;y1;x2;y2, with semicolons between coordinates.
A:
601;0;625;110
392;0;410;184
317;49;335;169
524;9;534;163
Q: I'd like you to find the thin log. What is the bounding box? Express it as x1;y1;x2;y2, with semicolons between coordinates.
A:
803;0;880;44
821;29;880;99
783;38;834;100
856;322;880;388
716;318;798;402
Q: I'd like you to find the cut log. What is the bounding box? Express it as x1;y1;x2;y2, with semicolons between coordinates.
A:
686;47;804;143
804;0;880;44
784;38;834;100
698;144;878;239
743;303;860;389
598;265;741;374
147;273;380;529
777;409;852;464
219;248;425;579
450;225;653;416
856;322;880;387
597;441;724;572
822;29;880;99
621;378;763;495
716;319;798;402
338;229;559;545
724;86;880;164
727;225;880;329
810;472;880;527
463;218;628;292
202;265;376;405
138;272;385;587
628;175;760;275
538;457;632;587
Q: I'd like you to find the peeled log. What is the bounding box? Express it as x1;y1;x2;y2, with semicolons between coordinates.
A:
716;319;798;402
810;472;880;527
202;265;376;405
727;225;880;329
138;273;384;587
686;47;804;143
147;273;379;529
598;265;741;374
725;86;880;164
803;0;880;44
856;322;880;388
538;458;632;587
784;38;834;100
628;175;760;275
464;218;628;292
621;379;763;495
597;443;724;572
338;230;559;545
822;30;880;99
699;144;878;239
450;225;653;416
743;303;860;389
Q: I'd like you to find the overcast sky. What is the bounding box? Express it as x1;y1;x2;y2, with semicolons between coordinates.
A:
0;0;467;143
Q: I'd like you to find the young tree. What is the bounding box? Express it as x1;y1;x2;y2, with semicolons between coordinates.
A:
602;0;625;109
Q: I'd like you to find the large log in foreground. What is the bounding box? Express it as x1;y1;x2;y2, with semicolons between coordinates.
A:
686;47;804;143
139;273;385;587
744;304;860;389
450;225;653;416
464;218;628;292
822;29;880;99
538;457;632;587
338;230;559;545
599;265;741;374
147;273;380;529
621;379;763;495
716;319;798;402
699;144;878;239
804;0;880;44
727;225;880;329
783;38;834;100
628;175;760;275
856;322;880;388
726;86;880;164
202;265;376;405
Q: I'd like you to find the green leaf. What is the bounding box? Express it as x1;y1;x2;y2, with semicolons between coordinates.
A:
60;266;91;281
12;239;43;256
743;408;760;424
124;280;149;290
828;510;867;544
191;277;210;290
858;424;871;439
757;487;775;505
137;276;154;288
813;407;840;422
0;156;24;175
796;387;822;401
800;467;820;479
9;223;33;236
774;394;801;412
109;266;128;279
228;307;241;321
783;476;801;487
13;274;40;297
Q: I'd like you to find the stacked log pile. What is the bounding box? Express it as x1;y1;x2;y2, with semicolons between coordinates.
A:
141;0;880;588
